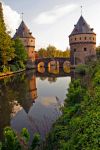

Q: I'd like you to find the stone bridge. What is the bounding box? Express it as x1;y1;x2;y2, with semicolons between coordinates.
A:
35;57;70;68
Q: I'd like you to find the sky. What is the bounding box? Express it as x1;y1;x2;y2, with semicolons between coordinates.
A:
1;0;100;51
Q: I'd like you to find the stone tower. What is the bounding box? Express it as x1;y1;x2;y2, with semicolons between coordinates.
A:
69;15;96;65
14;20;35;61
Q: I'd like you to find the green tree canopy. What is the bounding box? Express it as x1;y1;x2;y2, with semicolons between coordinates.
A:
0;2;15;67
14;38;27;62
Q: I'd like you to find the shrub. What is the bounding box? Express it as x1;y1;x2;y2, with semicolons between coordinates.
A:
75;64;88;75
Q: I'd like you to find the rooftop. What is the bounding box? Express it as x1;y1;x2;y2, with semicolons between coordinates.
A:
13;20;35;39
70;15;95;36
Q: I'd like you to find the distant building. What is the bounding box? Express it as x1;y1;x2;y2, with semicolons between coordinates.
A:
69;15;96;65
14;20;35;61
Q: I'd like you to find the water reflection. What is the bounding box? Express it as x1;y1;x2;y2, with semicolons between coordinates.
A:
0;66;71;141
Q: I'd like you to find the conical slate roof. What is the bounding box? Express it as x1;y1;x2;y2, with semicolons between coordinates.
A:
70;15;95;36
14;20;35;39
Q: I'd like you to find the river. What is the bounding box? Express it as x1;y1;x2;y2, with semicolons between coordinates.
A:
0;66;71;142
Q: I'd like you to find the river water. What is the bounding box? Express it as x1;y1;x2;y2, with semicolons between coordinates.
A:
0;67;71;142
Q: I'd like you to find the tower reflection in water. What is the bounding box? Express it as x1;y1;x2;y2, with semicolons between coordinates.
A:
0;66;71;142
11;68;64;141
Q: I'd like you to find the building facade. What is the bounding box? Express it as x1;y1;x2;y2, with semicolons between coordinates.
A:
14;21;35;61
69;15;96;65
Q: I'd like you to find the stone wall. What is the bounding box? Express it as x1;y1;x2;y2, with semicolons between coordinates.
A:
69;33;96;65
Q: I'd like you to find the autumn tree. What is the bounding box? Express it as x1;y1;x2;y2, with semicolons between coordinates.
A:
38;48;47;58
47;45;56;58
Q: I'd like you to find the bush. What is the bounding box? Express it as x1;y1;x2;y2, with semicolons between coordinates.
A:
75;64;88;75
10;65;18;72
2;65;10;73
43;60;100;150
0;127;41;150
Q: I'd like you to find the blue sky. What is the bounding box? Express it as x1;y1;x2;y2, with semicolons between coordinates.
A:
1;0;100;50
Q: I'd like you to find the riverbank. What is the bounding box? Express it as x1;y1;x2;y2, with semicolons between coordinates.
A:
0;69;25;79
43;60;100;150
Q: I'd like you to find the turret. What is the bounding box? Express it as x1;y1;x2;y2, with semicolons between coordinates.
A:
14;20;35;61
69;15;96;65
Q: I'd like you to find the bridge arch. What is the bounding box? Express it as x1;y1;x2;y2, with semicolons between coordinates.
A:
63;61;70;68
37;62;45;68
35;57;70;69
48;60;59;68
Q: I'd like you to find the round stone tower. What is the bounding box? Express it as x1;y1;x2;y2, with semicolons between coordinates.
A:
14;21;35;61
69;15;96;65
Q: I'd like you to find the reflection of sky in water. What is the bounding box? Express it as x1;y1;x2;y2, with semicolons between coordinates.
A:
11;76;71;141
37;77;71;102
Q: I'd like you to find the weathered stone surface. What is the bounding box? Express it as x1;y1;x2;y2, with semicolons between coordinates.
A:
69;16;96;65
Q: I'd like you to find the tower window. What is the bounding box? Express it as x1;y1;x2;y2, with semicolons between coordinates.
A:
93;37;94;40
74;49;76;52
85;37;87;40
80;37;81;40
84;48;87;51
75;38;77;41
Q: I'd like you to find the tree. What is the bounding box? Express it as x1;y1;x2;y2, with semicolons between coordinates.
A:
38;48;47;58
0;3;15;68
96;46;100;59
47;45;56;58
14;38;27;62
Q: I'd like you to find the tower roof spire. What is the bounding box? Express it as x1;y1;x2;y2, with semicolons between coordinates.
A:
21;12;24;21
69;15;95;36
13;20;35;39
81;6;83;16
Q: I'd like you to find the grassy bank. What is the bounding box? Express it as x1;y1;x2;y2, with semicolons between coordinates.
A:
0;69;25;79
43;60;100;150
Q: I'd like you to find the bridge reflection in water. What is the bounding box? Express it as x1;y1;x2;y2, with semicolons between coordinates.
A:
0;66;71;142
37;64;70;77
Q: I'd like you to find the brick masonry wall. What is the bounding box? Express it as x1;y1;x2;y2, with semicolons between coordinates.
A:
69;33;96;65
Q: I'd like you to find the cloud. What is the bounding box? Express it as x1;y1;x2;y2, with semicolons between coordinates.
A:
2;2;21;36
34;4;78;24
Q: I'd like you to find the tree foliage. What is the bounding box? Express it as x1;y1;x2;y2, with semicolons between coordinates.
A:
0;127;40;150
14;38;27;62
96;46;100;59
0;3;27;72
38;45;70;58
0;3;15;67
43;60;100;150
